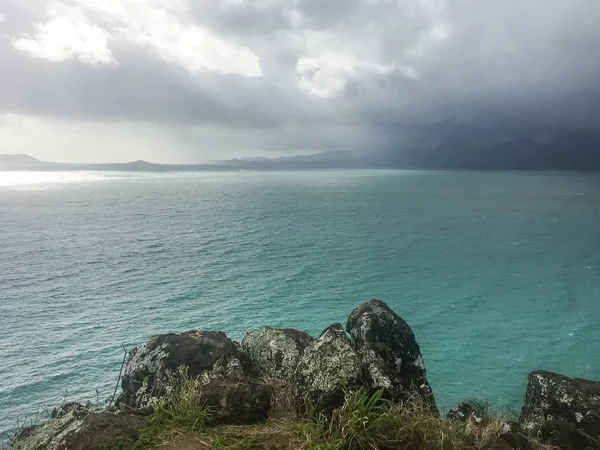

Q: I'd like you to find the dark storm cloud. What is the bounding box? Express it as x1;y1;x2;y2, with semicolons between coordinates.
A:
1;0;600;158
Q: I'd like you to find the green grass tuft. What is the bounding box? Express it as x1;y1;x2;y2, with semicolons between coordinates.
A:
294;389;476;450
107;368;210;450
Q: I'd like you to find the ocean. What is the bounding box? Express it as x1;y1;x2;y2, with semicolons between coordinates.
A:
1;170;599;442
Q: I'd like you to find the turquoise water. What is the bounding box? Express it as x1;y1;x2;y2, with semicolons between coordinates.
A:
1;170;600;442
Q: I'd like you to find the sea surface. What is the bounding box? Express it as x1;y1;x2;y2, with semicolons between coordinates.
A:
1;170;600;442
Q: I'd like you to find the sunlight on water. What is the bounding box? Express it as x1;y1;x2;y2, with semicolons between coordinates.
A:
0;171;110;189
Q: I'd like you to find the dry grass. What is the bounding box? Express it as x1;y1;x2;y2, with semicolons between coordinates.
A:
159;424;303;450
464;416;506;448
263;377;299;422
108;369;210;450
108;379;554;450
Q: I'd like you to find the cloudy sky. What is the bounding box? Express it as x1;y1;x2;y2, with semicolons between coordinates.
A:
1;0;599;163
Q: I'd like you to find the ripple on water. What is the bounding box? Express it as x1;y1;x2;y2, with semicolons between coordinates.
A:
1;171;600;442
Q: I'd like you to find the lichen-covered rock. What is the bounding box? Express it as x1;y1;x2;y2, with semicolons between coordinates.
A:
116;329;271;424
8;403;145;450
198;355;271;424
117;330;241;408
447;401;487;424
293;323;365;408
447;402;476;422
346;299;436;408
242;327;314;380
519;370;600;439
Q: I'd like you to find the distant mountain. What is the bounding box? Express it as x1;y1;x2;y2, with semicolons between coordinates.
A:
126;160;160;168
3;133;600;171
0;154;45;165
410;133;600;170
216;150;386;169
218;132;600;171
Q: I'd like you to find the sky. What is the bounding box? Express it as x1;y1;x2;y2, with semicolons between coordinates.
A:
1;0;600;163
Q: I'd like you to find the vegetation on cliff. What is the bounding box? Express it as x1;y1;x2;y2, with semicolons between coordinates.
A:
8;299;600;450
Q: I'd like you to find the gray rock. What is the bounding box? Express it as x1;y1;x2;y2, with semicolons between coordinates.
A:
117;330;241;409
242;327;314;380
346;299;436;409
447;402;476;422
293;323;365;408
197;355;272;425
519;370;600;439
537;420;600;450
8;403;145;450
116;329;272;425
482;432;533;450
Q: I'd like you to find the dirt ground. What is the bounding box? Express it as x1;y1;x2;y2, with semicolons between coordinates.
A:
160;424;304;450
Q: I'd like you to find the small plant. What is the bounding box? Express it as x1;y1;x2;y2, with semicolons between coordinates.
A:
107;367;210;449
458;398;517;448
265;377;301;422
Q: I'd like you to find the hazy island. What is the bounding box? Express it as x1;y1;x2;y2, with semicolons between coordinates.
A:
2;133;600;172
7;300;600;450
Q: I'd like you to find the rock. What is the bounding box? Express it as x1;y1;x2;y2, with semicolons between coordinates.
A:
482;432;532;450
117;329;271;424
9;403;145;450
346;299;436;409
293;323;365;408
519;370;600;439
538;420;600;450
447;402;476;422
447;401;489;424
242;327;314;380
502;422;522;434
198;355;272;425
117;330;242;409
51;401;88;419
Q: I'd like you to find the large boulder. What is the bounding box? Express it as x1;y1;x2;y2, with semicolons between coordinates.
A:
519;370;600;440
9;403;145;450
118;330;242;408
117;330;271;424
293;323;365;408
242;327;314;380
346;299;436;409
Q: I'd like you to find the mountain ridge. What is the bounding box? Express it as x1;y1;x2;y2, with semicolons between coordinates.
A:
2;132;600;171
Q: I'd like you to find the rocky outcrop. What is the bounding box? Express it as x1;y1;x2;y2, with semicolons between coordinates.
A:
346;299;436;409
242;327;314;380
116;300;436;415
117;329;270;424
12;299;600;450
9;403;145;450
117;330;242;408
520;370;600;440
293;323;365;408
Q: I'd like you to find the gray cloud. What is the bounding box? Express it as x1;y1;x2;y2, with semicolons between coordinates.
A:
1;0;600;162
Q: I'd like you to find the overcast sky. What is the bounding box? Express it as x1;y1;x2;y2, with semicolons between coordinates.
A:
1;0;599;163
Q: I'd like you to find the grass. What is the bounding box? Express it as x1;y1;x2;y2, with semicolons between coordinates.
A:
107;368;210;450
105;379;549;450
292;389;477;450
